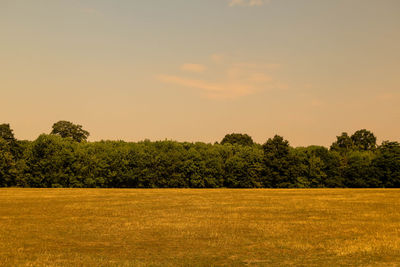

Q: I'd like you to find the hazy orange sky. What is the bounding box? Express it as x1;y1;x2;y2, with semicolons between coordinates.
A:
1;0;399;146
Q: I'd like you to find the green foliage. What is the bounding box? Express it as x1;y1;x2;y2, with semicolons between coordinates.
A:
342;150;377;188
221;133;254;146
0;123;16;143
351;129;377;151
224;145;263;188
24;134;78;187
294;146;328;188
262;135;301;187
372;141;400;188
0;125;399;188
51;121;89;142
330;132;353;152
331;129;377;152
0;139;18;186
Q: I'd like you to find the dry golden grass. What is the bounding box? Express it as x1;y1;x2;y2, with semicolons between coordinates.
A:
1;189;400;266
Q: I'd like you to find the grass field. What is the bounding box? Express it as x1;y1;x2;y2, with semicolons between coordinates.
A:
0;189;399;266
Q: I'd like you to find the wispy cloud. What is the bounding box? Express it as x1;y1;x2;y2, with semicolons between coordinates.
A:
181;63;206;73
157;55;285;100
232;62;281;70
157;74;255;99
228;0;269;7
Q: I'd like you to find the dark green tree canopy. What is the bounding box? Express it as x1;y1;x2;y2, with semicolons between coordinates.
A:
351;129;376;151
262;135;290;158
221;133;254;146
51;121;89;142
379;141;400;152
371;141;400;188
262;135;300;188
0;124;399;189
330;132;353;152
0;123;16;143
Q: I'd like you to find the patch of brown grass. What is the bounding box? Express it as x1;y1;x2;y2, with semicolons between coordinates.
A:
0;189;399;266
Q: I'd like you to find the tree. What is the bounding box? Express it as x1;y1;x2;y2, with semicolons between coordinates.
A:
1;123;399;189
0;123;26;160
372;141;400;187
351;129;377;151
0;138;17;186
51;121;89;142
24;134;78;187
294;146;328;188
263;135;290;158
0;123;16;143
262;135;300;187
221;133;254;146
343;150;377;188
224;146;263;188
330;132;353;152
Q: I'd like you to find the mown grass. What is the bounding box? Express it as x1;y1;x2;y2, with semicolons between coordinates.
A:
0;189;399;266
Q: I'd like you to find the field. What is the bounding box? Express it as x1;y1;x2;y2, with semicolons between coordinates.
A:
1;189;400;266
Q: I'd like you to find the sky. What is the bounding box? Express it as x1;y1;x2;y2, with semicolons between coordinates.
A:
1;0;399;147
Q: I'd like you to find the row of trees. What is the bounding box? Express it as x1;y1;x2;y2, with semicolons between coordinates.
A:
0;121;399;188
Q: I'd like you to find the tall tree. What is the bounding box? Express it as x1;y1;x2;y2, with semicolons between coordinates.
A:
262;135;300;187
0;123;16;143
51;121;89;142
294;146;328;188
372;141;400;187
330;132;353;152
0;138;17;186
351;129;377;151
343;150;377;188
24;134;78;187
221;133;254;146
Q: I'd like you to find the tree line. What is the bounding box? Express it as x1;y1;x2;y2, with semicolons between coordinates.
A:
1;121;399;188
